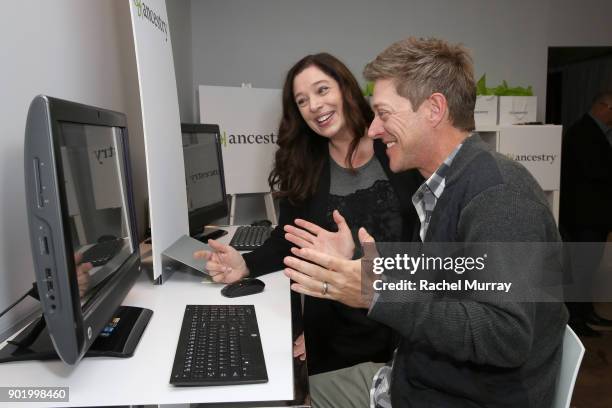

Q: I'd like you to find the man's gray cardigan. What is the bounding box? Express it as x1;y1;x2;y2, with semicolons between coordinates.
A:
369;135;568;407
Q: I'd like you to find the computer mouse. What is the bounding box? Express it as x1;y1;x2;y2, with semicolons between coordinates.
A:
221;278;265;298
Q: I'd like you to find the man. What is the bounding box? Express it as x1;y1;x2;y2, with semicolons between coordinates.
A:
560;91;612;336
283;37;567;407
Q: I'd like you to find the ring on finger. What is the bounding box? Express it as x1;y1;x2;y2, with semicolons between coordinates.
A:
321;281;328;295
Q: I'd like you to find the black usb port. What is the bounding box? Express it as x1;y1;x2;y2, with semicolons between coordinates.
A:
45;268;54;292
40;236;50;254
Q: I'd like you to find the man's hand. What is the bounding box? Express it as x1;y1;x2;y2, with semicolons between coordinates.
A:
284;210;354;259
284;228;375;309
193;239;249;283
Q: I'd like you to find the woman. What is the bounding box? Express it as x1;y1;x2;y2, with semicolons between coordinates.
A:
196;53;421;375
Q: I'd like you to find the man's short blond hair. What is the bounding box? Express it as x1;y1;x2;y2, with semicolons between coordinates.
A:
364;37;476;131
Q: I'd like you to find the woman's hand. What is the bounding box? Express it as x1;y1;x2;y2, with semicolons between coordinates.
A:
74;252;92;298
293;332;306;361
284;210;355;259
193;239;249;283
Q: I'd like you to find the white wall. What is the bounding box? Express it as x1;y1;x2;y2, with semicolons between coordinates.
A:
547;0;612;47
188;0;612;122
0;0;145;338
178;0;612;223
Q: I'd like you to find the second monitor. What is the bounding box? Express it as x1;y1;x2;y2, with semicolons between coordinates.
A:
181;123;228;242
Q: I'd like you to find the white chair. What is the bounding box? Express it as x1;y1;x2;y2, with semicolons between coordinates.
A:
552;325;585;408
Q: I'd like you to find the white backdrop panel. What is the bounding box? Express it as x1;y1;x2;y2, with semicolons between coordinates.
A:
497;125;562;191
129;0;188;281
199;85;281;194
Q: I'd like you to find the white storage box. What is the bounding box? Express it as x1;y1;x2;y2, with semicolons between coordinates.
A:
498;96;537;125
474;95;498;128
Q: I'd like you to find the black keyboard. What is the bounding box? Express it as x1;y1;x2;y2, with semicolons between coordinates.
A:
229;226;272;250
81;239;124;267
170;305;268;386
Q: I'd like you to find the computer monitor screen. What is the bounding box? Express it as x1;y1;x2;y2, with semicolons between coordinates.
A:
181;124;228;237
20;95;143;365
58;122;133;298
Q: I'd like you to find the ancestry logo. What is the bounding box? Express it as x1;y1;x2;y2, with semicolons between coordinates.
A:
189;169;219;183
508;110;530;115
219;131;277;147
504;152;557;165
133;0;168;41
93;146;115;165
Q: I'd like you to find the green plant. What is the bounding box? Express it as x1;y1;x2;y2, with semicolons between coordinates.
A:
476;74;533;96
362;81;374;97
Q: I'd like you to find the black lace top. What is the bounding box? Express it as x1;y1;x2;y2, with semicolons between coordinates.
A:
326;156;403;255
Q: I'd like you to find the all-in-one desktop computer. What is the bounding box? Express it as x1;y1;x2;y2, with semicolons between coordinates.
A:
181;123;229;242
0;95;151;365
0;97;269;388
180;123;271;250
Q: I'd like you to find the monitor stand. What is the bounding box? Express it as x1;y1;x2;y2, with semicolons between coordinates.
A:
0;305;152;363
193;226;228;242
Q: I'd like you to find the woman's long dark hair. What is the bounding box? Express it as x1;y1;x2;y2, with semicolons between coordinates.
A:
268;53;374;205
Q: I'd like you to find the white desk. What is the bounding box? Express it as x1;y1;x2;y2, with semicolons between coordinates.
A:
0;229;297;407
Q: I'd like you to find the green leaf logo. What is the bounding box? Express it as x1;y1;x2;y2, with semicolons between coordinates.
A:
134;0;142;17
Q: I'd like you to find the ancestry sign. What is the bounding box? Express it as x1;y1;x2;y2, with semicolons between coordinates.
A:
497;125;562;191
199;85;281;194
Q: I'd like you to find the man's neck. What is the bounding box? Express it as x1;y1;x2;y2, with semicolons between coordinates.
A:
419;128;469;179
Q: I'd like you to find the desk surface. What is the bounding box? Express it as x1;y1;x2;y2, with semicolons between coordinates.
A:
0;228;295;407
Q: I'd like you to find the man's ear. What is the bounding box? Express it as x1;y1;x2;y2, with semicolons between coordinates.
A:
428;93;447;127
